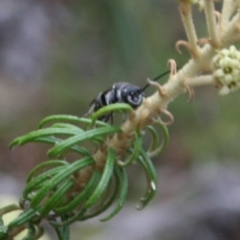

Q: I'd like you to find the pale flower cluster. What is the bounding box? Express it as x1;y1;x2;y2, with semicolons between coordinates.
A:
212;46;240;95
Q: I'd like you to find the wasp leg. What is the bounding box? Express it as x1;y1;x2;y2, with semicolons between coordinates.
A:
110;113;114;124
98;113;113;123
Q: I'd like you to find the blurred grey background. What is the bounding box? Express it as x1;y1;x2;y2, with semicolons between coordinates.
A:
0;0;240;240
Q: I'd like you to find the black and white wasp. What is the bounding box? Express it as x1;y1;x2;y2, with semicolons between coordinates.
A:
84;70;170;122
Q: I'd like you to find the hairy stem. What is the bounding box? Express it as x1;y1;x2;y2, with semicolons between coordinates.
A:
204;0;221;48
179;3;201;58
221;0;236;29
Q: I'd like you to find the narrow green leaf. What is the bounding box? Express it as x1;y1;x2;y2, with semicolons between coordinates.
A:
51;208;87;227
0;217;8;240
51;170;118;225
40;179;75;217
48;126;121;157
0;233;8;240
54;224;70;240
27;160;68;182
100;166;128;221
118;134;142;167
9;128;84;149
0;204;20;215
91;103;132;124
78;170;119;221
136;148;157;210
0;227;8;240
39;115;109;128
31;137;91;156
24;166;67;197
147;121;169;157
84;148;116;208
33;226;44;240
22;224;35;240
8;207;41;229
50;123;83;130
54;170;101;214
145;125;160;152
30;157;94;208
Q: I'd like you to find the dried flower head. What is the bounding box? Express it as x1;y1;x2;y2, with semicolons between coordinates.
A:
212;46;240;95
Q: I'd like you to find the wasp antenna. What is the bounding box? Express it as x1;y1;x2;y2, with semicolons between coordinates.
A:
141;67;181;92
152;70;171;81
141;70;171;92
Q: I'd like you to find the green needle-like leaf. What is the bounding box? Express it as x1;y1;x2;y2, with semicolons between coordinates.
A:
0;217;3;226
90;103;132;124
8;207;41;229
24;166;67;197
48;126;121;157
31;137;91;156
33;226;44;240
0;217;8;240
84;148;116;208
145;125;160;152
0;232;8;240
40;179;75;217
136;148;157;210
54;170;101;214
78;171;120;221
27;160;69;182
51;208;87;227
118;134;142;167
100;166;128;221
10;128;84;149
30;157;95;208
0;204;20;215
22;224;36;240
39;115;109;128
54;223;70;240
50;123;83;130
147;121;169;157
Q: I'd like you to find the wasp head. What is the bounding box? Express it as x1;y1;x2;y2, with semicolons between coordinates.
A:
114;83;144;108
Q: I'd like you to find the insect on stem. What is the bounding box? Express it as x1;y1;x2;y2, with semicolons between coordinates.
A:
85;68;180;122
